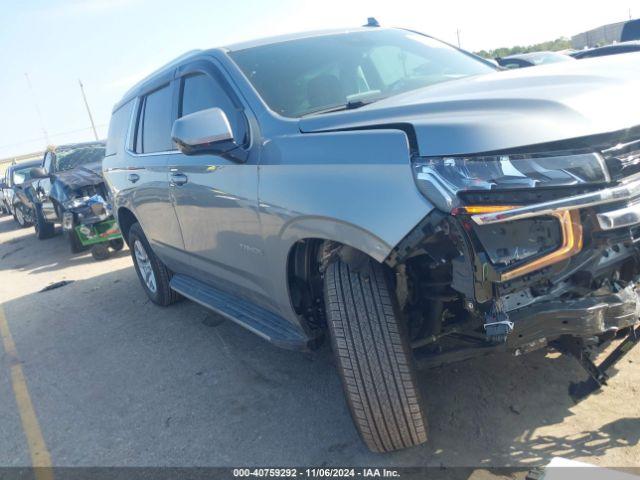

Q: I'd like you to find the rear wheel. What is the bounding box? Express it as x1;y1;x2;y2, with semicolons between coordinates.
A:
91;243;111;261
129;223;180;306
34;204;55;239
109;238;125;251
324;257;428;452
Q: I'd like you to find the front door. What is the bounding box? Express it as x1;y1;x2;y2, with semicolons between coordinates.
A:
168;61;271;309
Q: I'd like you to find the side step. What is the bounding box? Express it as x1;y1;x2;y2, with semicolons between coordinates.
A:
170;274;309;350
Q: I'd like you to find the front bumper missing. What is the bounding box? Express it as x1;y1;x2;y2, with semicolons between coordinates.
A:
468;177;640;282
507;283;640;350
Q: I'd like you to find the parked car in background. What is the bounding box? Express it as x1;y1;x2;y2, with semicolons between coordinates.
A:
105;26;640;453
571;41;640;59
496;51;574;68
26;141;109;251
0;159;42;227
0;170;8;215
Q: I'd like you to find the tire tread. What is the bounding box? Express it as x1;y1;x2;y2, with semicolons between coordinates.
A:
324;259;427;452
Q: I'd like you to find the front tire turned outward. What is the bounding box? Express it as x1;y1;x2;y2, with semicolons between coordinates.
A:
128;222;180;307
324;257;428;453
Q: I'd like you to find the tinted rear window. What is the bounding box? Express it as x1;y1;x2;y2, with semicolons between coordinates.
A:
139;85;174;153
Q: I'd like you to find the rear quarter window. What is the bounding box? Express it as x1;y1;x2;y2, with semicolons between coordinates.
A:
106;100;134;157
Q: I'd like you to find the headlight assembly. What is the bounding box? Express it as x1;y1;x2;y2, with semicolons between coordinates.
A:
414;151;611;196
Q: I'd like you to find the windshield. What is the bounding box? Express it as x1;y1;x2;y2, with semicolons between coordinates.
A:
54;145;105;173
12;165;36;185
229;29;495;117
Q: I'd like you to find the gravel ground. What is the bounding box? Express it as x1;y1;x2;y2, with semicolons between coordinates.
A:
0;214;638;471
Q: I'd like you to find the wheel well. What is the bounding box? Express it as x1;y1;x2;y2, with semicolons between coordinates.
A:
286;239;389;333
117;207;138;246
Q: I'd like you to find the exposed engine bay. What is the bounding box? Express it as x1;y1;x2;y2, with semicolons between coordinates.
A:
386;130;640;399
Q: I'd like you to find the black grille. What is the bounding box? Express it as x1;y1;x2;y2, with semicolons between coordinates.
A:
603;139;640;180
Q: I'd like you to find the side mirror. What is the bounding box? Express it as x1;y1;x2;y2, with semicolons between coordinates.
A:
0;182;7;189
30;167;49;179
172;107;236;156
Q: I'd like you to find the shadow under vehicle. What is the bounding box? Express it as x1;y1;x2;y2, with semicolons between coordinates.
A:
103;24;640;453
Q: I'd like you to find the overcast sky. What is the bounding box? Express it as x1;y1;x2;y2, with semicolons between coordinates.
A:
0;0;635;158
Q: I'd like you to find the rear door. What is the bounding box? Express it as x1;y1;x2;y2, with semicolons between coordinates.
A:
167;59;271;308
124;79;188;272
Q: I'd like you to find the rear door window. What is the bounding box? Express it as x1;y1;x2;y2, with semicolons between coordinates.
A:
136;84;174;154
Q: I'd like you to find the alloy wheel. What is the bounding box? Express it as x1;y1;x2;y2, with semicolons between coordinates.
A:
133;239;157;293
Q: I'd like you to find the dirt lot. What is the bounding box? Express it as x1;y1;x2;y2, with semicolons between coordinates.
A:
0;214;639;469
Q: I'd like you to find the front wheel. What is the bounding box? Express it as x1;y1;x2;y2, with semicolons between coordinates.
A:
14;204;31;228
129;223;180;306
324;257;428;452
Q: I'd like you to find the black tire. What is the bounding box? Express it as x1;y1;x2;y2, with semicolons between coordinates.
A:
34;204;55;239
65;228;85;253
324;258;428;453
129;222;180;306
109;238;125;251
91;243;111;261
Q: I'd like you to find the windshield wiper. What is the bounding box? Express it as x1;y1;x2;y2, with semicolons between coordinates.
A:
303;97;384;117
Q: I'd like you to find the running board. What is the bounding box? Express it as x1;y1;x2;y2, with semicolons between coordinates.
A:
170;274;309;350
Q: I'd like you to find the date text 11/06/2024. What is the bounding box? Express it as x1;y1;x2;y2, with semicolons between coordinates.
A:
232;468;401;478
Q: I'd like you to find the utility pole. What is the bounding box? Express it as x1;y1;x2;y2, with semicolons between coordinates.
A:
24;73;50;145
78;79;99;141
630;8;633;19
456;28;461;48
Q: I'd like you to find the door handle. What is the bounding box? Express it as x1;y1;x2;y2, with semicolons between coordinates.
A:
170;172;188;186
127;173;140;183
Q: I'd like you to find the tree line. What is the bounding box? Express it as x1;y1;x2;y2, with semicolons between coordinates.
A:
475;37;573;59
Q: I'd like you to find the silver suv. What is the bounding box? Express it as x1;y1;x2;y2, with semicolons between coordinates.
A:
104;26;640;452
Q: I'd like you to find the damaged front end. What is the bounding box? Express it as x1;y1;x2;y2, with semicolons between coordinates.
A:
389;129;640;398
54;168;124;254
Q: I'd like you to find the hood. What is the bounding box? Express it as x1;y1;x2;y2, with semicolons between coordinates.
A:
53;162;104;190
298;53;640;156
